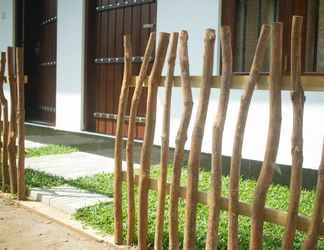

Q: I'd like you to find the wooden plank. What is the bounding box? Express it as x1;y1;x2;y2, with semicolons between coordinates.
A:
249;22;283;250
131;74;324;91
16;47;26;201
168;30;193;250
154;32;178;250
114;35;132;245
228;25;270;250
205;26;233;250
138;33;169;250
121;172;324;236
183;29;215;250
282;15;305;250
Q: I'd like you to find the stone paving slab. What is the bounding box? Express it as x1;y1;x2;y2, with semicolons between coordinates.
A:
29;185;112;214
26;134;107;149
26;151;138;179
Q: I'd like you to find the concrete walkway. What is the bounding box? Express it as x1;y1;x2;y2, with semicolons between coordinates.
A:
24;125;130;217
29;185;112;214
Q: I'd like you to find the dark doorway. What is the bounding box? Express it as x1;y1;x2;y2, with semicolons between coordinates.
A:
17;0;57;126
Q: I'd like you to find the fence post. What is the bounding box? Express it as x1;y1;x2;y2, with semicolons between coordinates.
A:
301;139;324;249
168;30;193;250
0;52;10;192
154;32;178;250
205;26;233;250
282;15;304;250
16;47;26;200
138;33;169;250
126;32;156;245
183;29;215;250
114;34;133;245
227;25;271;250
249;22;283;250
7;47;18;195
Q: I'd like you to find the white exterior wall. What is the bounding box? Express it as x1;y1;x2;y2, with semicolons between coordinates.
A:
0;0;15;114
156;0;324;170
56;0;85;132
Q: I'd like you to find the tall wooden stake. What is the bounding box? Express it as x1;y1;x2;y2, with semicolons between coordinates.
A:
0;52;10;192
154;32;179;250
249;22;283;250
114;35;133;245
281;16;304;250
301;139;324;250
138;33;170;250
7;47;18;194
227;25;271;250
205;26;233;250
168;30;193;250
126;32;156;245
16;47;26;200
183;29;215;250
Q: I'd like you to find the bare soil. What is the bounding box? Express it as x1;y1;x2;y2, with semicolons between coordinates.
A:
0;198;114;250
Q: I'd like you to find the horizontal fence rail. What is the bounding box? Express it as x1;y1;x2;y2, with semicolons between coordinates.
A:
120;171;324;236
131;75;324;91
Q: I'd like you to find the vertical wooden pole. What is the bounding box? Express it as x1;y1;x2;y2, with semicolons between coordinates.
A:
16;47;26;200
281;16;304;250
154;32;179;250
138;32;170;250
7;47;18;194
227;25;271;250
249;22;283;250
168;30;193;250
126;32;156;245
205;26;233;250
0;52;10;192
183;29;215;250
114;35;133;245
301;139;324;250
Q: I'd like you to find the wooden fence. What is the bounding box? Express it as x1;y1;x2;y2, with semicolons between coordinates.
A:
114;16;324;249
0;47;26;201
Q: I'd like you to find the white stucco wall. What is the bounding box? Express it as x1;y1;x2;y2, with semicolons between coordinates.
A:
56;0;85;132
156;0;324;170
0;0;15;113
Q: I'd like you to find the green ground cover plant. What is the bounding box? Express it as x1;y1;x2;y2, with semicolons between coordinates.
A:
26;144;78;158
72;166;324;249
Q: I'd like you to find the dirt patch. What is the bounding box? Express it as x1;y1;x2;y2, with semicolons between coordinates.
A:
0;198;115;250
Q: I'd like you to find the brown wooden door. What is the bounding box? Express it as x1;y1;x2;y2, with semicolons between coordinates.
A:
85;0;156;139
25;0;57;125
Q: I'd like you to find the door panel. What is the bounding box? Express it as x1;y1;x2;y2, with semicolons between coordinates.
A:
85;0;156;139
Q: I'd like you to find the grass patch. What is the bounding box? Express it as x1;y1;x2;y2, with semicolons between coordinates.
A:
25;169;66;188
26;144;78;158
74;166;324;249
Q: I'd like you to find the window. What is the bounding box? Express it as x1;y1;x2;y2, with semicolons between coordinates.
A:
223;0;324;73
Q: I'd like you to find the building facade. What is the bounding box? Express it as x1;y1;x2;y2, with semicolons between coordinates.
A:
0;0;324;170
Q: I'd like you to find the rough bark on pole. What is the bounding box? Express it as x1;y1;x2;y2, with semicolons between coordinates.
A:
138;32;170;250
281;16;304;250
154;32;178;250
16;47;26;200
114;35;133;245
301;139;324;250
0;52;10;192
168;30;193;250
183;29;215;250
249;22;283;250
227;25;271;250
205;26;233;250
7;47;18;195
126;32;155;246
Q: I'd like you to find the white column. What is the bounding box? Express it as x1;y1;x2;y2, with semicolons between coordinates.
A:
56;0;85;132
